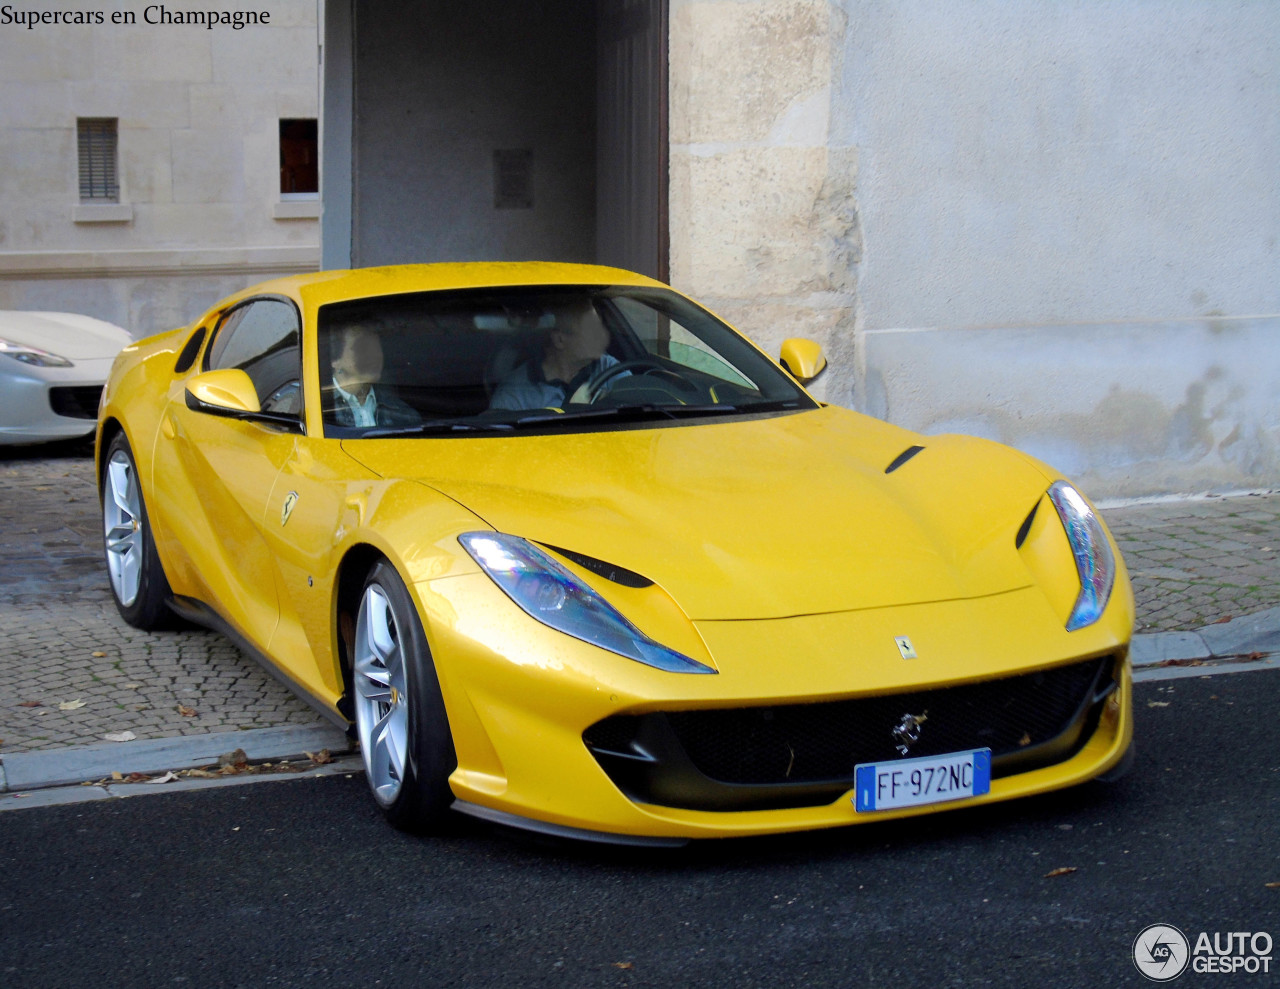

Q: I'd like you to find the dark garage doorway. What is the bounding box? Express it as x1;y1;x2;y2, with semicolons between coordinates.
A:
333;0;667;281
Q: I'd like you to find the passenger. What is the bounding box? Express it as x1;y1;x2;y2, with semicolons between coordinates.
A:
329;325;422;428
488;299;619;411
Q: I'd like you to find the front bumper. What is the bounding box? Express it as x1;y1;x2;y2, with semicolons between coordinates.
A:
420;574;1134;841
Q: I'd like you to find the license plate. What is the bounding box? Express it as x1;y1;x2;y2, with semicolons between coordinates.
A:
853;748;991;812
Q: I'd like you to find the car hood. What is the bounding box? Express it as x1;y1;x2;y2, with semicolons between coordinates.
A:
343;407;1054;621
0;311;132;359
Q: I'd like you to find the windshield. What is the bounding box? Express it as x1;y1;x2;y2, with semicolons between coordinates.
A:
316;285;816;437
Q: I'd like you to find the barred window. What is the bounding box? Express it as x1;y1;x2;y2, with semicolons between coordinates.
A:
77;118;119;201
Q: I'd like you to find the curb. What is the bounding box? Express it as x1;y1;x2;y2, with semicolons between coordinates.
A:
0;723;352;794
1130;605;1280;667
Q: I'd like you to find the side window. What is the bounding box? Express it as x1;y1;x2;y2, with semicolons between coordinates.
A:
206;299;302;416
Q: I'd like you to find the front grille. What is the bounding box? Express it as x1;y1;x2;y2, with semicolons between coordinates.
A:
49;385;103;420
583;655;1117;811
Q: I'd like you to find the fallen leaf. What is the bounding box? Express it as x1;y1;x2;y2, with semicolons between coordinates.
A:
91;651;106;658
1018;733;1032;747
219;748;249;768
613;962;635;970
1212;615;1233;624
177;705;198;718
1265;882;1280;889
1158;658;1203;668
124;683;142;689
1246;652;1265;661
1044;867;1078;878
147;772;180;784
17;701;42;708
306;749;333;765
1147;701;1171;708
125;772;151;782
58;699;86;711
103;730;137;742
185;769;219;779
111;771;123;780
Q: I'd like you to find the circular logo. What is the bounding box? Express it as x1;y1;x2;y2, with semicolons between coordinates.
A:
1133;924;1191;982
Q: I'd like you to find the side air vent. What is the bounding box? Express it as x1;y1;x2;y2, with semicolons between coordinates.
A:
174;326;207;374
884;445;925;474
1015;500;1040;549
544;544;654;589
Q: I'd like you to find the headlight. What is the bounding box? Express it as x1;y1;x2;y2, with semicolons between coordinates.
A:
0;339;74;368
1047;481;1116;631
459;532;715;674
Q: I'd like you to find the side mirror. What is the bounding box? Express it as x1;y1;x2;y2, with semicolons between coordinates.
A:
779;338;828;385
186;368;262;415
185;368;305;433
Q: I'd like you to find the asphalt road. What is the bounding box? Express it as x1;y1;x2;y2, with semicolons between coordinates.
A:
1;671;1277;989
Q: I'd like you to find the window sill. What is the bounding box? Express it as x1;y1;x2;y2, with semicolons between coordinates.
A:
273;200;321;219
73;203;133;223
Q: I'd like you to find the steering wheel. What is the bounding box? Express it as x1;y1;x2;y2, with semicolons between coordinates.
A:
577;358;698;404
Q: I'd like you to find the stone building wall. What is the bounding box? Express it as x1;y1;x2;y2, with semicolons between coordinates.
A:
0;0;320;337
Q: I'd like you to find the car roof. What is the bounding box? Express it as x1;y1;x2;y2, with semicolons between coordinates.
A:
213;262;669;316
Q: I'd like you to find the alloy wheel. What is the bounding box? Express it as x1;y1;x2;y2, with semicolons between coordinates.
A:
353;583;410;807
103;449;143;607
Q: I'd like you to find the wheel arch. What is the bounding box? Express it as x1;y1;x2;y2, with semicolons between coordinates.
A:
95;416;125;494
333;541;389;722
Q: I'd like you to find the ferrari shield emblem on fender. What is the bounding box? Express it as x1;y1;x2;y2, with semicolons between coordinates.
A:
895;635;917;660
281;491;299;527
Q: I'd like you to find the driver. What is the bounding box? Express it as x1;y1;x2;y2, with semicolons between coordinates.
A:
488;299;619;411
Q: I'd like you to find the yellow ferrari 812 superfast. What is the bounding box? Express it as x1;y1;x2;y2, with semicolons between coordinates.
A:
97;262;1133;844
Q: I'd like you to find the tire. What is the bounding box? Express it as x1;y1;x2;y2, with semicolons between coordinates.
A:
352;560;457;831
102;433;174;630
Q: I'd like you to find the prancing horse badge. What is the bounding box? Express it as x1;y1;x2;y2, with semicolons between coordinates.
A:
894;636;918;660
281;490;299;526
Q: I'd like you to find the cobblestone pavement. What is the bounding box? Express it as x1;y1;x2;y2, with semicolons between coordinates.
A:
1;444;319;754
1102;492;1280;632
1;444;1277;755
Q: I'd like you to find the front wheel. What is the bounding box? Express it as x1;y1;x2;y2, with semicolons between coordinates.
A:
102;433;174;630
352;560;457;831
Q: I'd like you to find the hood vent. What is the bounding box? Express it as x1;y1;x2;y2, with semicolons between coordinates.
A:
544;544;654;588
884;444;925;474
1015;500;1040;549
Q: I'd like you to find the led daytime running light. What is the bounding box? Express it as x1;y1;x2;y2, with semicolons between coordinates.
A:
1048;481;1116;631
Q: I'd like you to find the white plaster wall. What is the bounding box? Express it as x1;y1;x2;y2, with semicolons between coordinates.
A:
670;0;1280;497
0;0;320;336
841;1;1278;328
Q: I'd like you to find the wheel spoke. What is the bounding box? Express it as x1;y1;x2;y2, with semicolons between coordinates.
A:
105;524;136;555
107;457;136;520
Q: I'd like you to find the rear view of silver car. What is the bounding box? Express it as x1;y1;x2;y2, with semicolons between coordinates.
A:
0;311;131;445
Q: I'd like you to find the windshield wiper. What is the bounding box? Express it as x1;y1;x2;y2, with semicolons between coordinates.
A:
509;404;743;427
359;400;802;437
360;419;517;438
